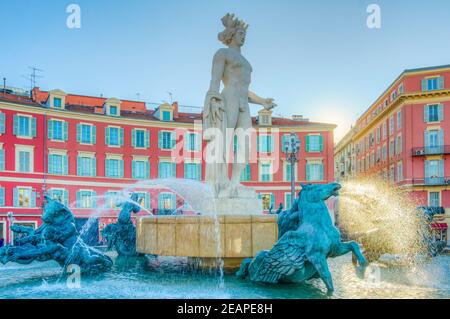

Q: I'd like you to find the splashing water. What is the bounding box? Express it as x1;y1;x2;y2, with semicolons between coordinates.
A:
338;177;429;262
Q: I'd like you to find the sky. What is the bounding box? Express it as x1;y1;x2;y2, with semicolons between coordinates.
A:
1;0;450;142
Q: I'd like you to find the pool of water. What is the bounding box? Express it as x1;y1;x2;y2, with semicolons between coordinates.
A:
0;254;448;299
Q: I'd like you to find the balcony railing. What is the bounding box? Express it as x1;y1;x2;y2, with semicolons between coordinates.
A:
412;145;450;156
412;177;450;186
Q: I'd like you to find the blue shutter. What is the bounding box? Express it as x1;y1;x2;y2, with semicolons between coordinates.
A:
282;135;288;153
438;104;444;122
270;193;275;209
438;76;444;90
105;127;110;145
319;164;324;181
158;131;162;149
421;78;427;91
439;160;444;178
31;118;36;137
31;190;36;207
197;163;202;180
76;191;81;208
146;161;150;179
145;130;150;148
48;154;53;174
77;156;81;175
63;155;68;175
91;158;96;176
305;136;310;152
63;190;69;206
92;125;96;144
48;120;53;139
13;115;18;136
144;193;150;209
171;194;176;210
0;149;4;171
306;163;310;181
170;132;176;149
119;128;124;146
257;135;260;152
76;124;81;142
105;159;110;177
63;122;68;141
92;191;97;208
131;129;136;147
0;112;5;134
0;187;4;206
132;160;136;179
171;162;176;178
119;160;124;178
318;135;323;152
424;105;429;123
13;188;18;207
270;136;274;152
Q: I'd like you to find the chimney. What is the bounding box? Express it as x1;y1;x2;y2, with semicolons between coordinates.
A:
172;101;179;119
31;87;41;102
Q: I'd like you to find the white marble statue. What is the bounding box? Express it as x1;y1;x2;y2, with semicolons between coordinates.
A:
203;13;277;199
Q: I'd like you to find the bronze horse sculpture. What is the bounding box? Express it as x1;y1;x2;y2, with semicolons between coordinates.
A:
237;183;368;294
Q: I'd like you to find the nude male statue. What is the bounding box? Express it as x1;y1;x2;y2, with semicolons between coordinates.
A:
204;13;277;198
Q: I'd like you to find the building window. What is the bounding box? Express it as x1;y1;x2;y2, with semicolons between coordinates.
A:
382;122;387;139
425;159;444;185
422;76;444;91
424;104;443;123
397;111;402;130
259;193;274;211
0;187;4;207
389;141;395;158
132;160;150;179
429;192;440;207
0;148;4;171
158;162;176;178
396;135;402;154
424;129;444;154
159;131;176;150
397;162;403;181
105;127;123;147
48;120;68;141
382;144;387;161
162;111;171;121
17;149;32;173
77;124;96;144
306;135;323;152
306;162;324;181
284;162;298;182
105;158;124;178
259;163;272;182
240;163;251;181
258;135;274;153
391;91;397;101
48;153;68;175
389;116;394;135
284;193;292;210
0;112;5;134
390;166;395;183
14;115;36;138
53;98;62;108
398;83;404;94
186;132;199;151
158;193;175;211
135;192;150;210
105;191;120;209
76;190;96;208
184;163;201;180
77;156;96;177
132;129;149;148
13;187;35;207
48;189;68;206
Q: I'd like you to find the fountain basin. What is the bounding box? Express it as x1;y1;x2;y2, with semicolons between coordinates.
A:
136;215;278;270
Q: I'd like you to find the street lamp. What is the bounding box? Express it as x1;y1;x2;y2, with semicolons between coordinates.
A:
7;212;14;245
284;133;301;206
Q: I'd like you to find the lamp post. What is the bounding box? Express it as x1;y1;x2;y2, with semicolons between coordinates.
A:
284;133;301;206
7;212;14;245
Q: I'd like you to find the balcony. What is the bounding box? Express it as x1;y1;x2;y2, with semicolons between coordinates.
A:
412;176;450;186
412;145;450;156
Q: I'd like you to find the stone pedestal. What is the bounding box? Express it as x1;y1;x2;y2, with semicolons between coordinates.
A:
136;214;278;270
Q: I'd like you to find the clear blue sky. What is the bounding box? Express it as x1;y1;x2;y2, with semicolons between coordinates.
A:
1;0;450;141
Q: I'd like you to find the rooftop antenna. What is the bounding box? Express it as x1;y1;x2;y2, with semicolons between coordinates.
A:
167;91;173;104
22;66;44;92
3;78;5;94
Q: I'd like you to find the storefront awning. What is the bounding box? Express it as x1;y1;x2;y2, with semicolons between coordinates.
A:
431;223;448;230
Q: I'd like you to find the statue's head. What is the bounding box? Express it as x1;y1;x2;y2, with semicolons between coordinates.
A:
42;195;74;225
299;183;341;203
218;13;248;47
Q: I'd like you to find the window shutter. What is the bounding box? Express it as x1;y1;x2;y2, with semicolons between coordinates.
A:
319;135;323;152
424;105;429;123
76;124;81;142
282;135;288;153
145;130;150;148
0;149;4;171
438;104;444;121
424;131;430;150
197;163;202;180
421;78;427;91
92;126;96;144
31;118;36;137
119;128;124;146
105;159;110;177
0;187;4;206
257;135;260;152
171;162;176;178
105;127;110;145
319;164;324;181
158;131;162;149
13;188;18;207
439;160;444;177
119;160;124;178
171;194;176;210
305;136;310;152
424;161;429;179
439;130;444;151
270;136;274;152
91;158;96;176
306;163;310;181
438;76;444;90
131;129;136;147
77;157;81;175
92;191;97;208
76;191;81;208
144;193;150;210
63;122;68;141
13;115;18;136
146;161;150;179
170;132;176;149
47;120;53;139
0;112;5;134
158;162;162;178
63;190;69;206
31;190;36;207
48;154;53;174
63;155;68;175
270;193;275;209
132;160;136;179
